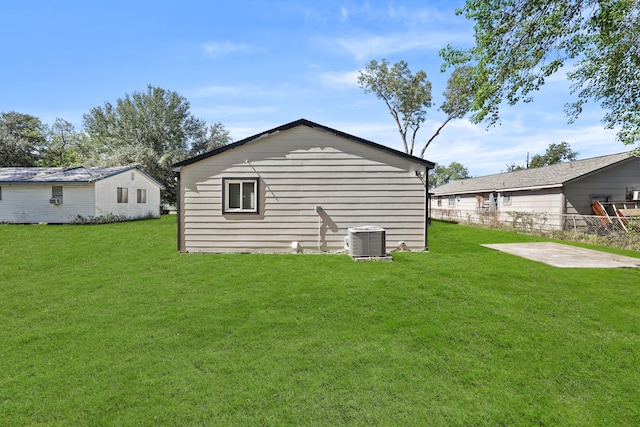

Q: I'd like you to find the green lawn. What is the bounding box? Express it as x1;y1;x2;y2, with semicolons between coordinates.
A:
1;216;639;426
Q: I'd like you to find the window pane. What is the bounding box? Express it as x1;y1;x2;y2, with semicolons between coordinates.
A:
52;186;63;199
117;187;128;203
242;182;255;209
137;189;146;203
228;183;241;209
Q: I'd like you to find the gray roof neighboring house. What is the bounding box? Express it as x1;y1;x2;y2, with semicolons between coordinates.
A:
431;152;637;195
0;166;165;188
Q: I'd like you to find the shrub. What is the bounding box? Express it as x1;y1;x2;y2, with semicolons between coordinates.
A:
71;213;130;225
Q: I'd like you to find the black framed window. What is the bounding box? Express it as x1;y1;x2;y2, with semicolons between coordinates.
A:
223;178;259;213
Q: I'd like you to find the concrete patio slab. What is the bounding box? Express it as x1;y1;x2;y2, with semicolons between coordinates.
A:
481;242;640;268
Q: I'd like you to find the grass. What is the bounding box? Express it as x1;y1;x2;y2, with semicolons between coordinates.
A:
1;216;639;426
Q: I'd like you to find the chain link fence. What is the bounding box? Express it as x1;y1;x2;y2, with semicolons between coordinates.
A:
431;208;640;250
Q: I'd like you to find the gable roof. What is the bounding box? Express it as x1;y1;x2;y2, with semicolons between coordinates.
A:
0;166;165;189
432;152;637;195
172;118;435;169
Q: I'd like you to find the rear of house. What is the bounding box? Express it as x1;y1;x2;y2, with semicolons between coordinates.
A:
564;157;640;215
173;119;434;253
431;152;640;230
0;166;164;223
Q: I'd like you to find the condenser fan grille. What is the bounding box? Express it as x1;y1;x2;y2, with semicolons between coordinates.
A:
348;226;386;257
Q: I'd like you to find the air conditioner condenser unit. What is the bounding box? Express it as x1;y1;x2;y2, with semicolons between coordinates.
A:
347;226;386;257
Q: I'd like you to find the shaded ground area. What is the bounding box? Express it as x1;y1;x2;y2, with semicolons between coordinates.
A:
482;242;640;268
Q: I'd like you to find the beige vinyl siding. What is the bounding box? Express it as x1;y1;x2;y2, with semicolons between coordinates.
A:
434;188;563;213
504;189;564;228
180;126;427;253
430;154;640;229
431;188;564;228
564;158;640;215
506;189;564;214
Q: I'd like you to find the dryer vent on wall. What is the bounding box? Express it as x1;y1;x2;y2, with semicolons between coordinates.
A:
347;226;386;257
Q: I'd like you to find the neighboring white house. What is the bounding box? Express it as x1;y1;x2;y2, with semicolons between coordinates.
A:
0;166;165;223
172;119;435;253
431;152;640;229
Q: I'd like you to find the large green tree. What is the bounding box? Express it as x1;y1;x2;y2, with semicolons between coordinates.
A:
506;141;579;171
189;121;232;157
441;0;640;152
83;85;207;203
429;161;471;188
358;59;432;156
37;118;88;167
529;141;579;168
0;111;47;167
420;65;475;158
358;59;474;158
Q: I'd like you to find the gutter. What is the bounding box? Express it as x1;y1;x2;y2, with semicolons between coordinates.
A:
498;183;563;192
175;171;183;252
432;183;563;196
424;166;430;251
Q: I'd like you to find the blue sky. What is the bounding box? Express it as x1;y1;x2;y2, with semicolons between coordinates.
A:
0;0;626;176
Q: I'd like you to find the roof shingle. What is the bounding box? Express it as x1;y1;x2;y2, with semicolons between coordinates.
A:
431;152;637;195
1;166;139;184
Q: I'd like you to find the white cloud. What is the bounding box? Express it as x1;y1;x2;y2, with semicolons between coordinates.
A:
340;6;349;21
335;120;398;140
321;114;624;178
385;4;450;24
422;120;623;176
228;124;273;140
317;70;360;90
187;84;291;100
202;42;250;56
328;30;469;61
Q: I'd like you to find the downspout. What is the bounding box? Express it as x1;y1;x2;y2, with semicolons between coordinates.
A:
561;187;567;231
425;165;430;252
175;171;182;252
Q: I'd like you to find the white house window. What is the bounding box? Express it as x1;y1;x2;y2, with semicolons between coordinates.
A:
223;178;259;213
437;196;442;207
51;186;63;203
448;195;456;207
137;189;146;204
503;193;512;206
117;187;128;203
0;186;2;200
